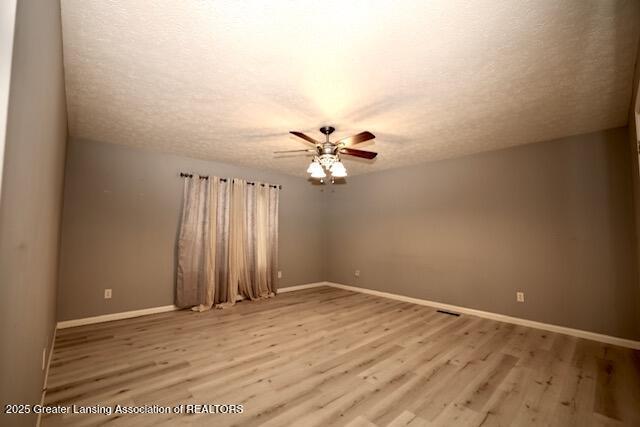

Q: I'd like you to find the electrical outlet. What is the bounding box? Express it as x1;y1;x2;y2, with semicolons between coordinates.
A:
354;270;360;278
104;289;112;299
516;291;525;302
277;271;282;279
42;348;46;371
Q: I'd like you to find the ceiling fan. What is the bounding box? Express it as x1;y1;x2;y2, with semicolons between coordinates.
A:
274;126;377;180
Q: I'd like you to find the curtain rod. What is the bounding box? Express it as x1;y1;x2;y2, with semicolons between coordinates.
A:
179;172;282;189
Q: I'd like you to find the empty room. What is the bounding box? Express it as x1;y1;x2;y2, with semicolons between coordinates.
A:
2;0;640;426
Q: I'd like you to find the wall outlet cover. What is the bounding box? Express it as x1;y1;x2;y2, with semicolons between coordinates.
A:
355;270;360;277
104;289;112;299
277;271;282;279
516;291;525;302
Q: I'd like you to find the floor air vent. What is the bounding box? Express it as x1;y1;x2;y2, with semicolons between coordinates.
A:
437;309;461;317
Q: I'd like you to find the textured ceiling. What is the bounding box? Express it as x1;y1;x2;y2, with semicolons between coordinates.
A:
60;0;640;176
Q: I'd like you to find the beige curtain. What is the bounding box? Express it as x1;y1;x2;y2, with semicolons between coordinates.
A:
233;180;280;301
214;179;231;305
176;176;211;308
267;184;279;293
254;184;269;297
203;178;218;308
177;176;279;310
192;178;220;311
219;179;249;307
251;183;278;298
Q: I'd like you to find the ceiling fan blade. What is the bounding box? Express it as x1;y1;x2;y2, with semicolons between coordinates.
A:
335;131;375;146
290;131;320;145
339;148;378;159
273;149;315;154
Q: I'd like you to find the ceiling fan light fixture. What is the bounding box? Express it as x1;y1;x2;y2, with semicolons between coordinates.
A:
285;127;377;179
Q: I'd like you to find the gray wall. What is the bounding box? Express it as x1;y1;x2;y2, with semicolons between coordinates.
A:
326;128;640;340
57;138;326;320
0;0;67;425
59;129;640;341
628;43;640;321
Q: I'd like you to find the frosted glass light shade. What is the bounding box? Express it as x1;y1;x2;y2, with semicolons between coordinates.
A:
311;168;326;178
329;161;343;172
330;161;347;177
306;161;317;173
307;160;323;175
331;168;347;178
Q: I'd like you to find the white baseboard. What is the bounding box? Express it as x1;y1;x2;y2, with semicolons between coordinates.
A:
278;282;327;293
324;282;640;350
57;305;181;329
54;285;321;329
54;281;640;350
55;283;325;330
37;326;57;427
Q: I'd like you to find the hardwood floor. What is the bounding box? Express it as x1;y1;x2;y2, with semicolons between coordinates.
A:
43;287;640;426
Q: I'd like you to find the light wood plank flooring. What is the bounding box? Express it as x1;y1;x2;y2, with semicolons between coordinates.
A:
43;286;640;426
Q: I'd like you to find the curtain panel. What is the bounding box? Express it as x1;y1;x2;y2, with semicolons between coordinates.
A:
176;176;279;310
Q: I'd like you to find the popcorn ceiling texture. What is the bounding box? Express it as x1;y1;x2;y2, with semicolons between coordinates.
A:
60;0;640;177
